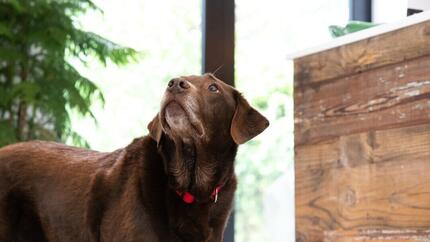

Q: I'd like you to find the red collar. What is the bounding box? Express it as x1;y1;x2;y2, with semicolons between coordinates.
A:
176;185;223;204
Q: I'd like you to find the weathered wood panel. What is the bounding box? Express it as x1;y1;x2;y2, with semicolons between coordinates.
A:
294;21;430;85
295;55;430;146
325;229;430;242
295;124;430;242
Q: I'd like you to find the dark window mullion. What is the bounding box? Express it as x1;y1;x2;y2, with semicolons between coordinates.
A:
350;0;372;22
202;0;235;86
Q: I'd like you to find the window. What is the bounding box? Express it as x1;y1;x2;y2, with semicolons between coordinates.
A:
235;1;349;241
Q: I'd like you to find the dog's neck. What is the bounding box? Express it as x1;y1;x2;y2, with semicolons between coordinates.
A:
157;134;237;202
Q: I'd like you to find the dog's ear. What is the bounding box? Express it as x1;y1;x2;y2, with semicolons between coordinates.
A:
230;92;269;144
148;113;163;145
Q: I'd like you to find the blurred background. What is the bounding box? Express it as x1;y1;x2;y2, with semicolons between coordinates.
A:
0;0;423;241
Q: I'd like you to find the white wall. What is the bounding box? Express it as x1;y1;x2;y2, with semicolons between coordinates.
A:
409;0;430;10
372;0;408;23
373;0;430;24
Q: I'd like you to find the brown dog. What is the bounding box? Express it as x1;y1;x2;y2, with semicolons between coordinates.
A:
0;74;269;242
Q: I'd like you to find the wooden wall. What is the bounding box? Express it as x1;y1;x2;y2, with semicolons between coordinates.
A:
294;20;430;241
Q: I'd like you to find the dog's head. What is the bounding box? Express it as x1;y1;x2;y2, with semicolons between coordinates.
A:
148;74;269;199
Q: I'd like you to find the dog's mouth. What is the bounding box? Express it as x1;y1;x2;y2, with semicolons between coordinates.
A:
161;101;204;138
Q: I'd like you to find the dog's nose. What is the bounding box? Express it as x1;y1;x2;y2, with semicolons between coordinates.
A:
167;78;190;93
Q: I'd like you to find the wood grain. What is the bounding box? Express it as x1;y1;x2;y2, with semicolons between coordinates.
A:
295;124;430;242
325;229;430;242
294;20;430;85
295;55;430;145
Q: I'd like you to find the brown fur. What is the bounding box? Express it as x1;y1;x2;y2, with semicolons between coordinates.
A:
0;74;269;242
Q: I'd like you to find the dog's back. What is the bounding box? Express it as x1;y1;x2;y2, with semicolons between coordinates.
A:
0;141;122;242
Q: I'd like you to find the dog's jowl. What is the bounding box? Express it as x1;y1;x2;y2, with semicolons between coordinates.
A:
0;74;269;242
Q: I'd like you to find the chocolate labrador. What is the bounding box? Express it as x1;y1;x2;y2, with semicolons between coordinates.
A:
0;74;269;242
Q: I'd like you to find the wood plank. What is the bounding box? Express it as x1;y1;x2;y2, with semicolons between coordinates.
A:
325;229;430;242
294;20;430;85
295;55;430;145
295;123;430;242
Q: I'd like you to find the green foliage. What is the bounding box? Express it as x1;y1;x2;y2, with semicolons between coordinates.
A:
329;21;379;37
0;0;138;147
235;84;294;242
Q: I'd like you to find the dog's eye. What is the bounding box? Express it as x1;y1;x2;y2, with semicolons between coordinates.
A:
208;84;219;93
